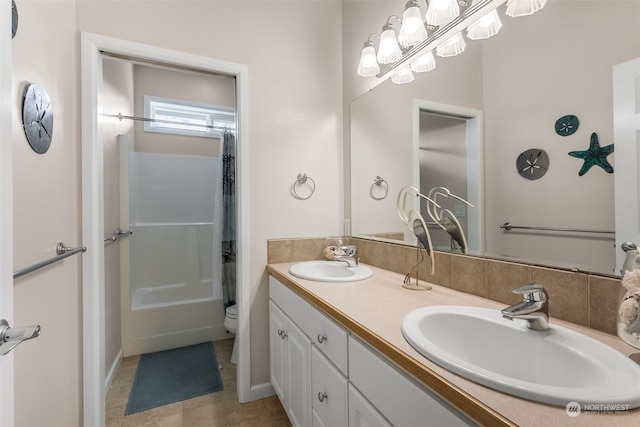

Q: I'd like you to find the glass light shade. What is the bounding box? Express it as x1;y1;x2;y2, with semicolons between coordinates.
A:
425;0;460;27
505;0;547;17
391;66;414;84
410;51;436;73
398;3;428;48
466;9;503;40
377;26;403;64
436;32;466;57
357;44;380;77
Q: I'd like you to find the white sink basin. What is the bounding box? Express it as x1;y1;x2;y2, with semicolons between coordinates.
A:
289;261;373;282
402;305;640;408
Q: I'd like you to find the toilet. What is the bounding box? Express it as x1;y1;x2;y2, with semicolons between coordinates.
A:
224;304;238;364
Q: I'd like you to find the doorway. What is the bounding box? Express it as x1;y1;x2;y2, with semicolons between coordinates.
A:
413;100;484;255
81;32;250;427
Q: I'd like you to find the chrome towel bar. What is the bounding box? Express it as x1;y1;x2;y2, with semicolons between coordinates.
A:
104;228;133;243
500;222;614;235
13;242;87;279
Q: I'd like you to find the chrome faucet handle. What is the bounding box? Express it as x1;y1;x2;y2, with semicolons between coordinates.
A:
502;283;549;331
512;283;547;301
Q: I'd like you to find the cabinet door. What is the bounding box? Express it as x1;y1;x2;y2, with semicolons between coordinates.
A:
269;301;287;403
348;384;392;427
286;318;312;427
349;337;473;427
311;346;348;427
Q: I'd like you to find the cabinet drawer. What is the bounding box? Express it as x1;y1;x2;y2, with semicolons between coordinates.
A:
348;384;392;427
310;307;348;375
270;276;311;336
312;346;348;427
348;336;473;427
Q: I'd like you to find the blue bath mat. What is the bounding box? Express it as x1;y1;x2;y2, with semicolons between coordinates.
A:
125;341;223;415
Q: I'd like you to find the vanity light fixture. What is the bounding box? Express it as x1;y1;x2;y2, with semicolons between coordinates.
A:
377;16;403;64
505;0;547;17
391;66;415;84
410;50;436;73
398;0;428;48
358;0;547;82
436;32;466;57
426;0;460;27
357;34;380;77
466;8;502;39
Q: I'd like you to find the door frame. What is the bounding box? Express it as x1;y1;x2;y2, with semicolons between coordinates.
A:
80;32;251;426
614;57;640;273
413;99;484;255
0;0;14;425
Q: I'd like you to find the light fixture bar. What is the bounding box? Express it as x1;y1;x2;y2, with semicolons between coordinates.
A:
377;0;507;78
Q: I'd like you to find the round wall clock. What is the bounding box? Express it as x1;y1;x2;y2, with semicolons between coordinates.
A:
516;148;549;180
12;1;18;39
22;83;53;154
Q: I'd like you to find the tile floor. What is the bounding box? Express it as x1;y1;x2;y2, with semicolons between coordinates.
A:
106;338;292;427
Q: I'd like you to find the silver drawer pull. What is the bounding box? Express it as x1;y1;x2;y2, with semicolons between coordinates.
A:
317;334;327;344
317;391;328;403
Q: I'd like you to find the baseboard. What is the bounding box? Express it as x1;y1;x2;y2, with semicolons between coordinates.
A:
250;381;275;401
105;349;124;392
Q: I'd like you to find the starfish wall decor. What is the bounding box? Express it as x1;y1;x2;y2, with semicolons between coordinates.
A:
568;132;614;176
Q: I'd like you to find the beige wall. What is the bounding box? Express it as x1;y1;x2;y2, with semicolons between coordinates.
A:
11;1;344;425
343;0;640;275
132;64;235;156
12;1;82;426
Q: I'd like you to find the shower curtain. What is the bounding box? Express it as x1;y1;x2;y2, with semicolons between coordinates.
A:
221;130;236;308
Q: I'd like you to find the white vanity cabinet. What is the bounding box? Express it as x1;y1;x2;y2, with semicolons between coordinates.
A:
269;301;312;427
311;345;348;426
349;336;473;427
348;384;392;427
269;275;472;427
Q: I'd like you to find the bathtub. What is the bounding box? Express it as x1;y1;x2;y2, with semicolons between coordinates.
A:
131;279;215;311
122;223;228;356
125;291;228;356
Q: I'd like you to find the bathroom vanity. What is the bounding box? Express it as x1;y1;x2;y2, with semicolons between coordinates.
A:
267;262;640;427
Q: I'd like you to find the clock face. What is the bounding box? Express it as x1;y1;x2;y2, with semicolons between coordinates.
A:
22;83;53;154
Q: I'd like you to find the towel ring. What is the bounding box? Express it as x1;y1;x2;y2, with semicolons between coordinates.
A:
292;173;316;200
370;176;388;200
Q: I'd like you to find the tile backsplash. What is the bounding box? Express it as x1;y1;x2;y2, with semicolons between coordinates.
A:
267;237;623;335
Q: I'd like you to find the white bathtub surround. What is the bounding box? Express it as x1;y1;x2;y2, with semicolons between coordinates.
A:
120;140;227;356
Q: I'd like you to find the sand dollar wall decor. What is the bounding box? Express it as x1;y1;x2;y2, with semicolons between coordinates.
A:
21;83;54;154
516;148;549;180
555;114;580;136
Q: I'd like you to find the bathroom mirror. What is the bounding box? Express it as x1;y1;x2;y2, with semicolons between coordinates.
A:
350;1;640;275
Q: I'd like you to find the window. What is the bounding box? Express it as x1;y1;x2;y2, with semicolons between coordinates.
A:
143;95;235;138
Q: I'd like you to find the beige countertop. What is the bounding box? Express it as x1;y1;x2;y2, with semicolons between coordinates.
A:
267;262;640;427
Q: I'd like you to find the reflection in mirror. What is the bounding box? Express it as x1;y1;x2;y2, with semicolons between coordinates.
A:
350;1;640;276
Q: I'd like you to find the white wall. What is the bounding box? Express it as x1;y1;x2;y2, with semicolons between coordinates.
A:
10;1;344;425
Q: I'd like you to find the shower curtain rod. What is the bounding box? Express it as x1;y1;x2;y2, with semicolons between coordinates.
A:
106;112;235;133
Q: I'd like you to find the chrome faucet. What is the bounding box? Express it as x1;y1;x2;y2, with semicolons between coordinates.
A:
333;245;359;267
501;283;549;331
